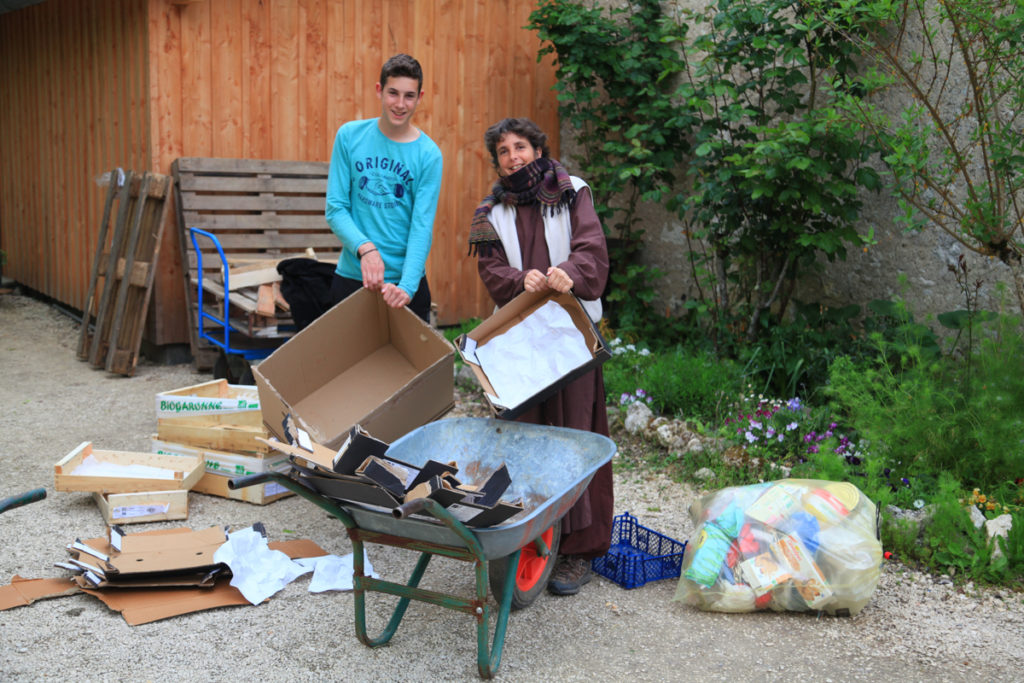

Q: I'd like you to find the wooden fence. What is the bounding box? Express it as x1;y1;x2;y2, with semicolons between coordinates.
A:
0;0;559;343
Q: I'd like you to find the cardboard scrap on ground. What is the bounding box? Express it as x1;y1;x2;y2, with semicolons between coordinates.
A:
0;576;80;610
0;526;327;626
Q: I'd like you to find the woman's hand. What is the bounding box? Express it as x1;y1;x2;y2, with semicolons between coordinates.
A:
523;268;550;293
381;283;411;309
359;243;385;291
545;266;574;294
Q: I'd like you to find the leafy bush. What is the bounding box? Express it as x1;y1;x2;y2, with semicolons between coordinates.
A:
603;340;742;423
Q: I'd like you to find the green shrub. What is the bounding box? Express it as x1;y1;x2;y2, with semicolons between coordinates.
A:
604;342;742;423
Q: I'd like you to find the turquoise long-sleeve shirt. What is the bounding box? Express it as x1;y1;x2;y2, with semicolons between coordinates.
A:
325;118;443;299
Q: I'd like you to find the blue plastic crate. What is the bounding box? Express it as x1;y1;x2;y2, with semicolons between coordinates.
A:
591;511;688;589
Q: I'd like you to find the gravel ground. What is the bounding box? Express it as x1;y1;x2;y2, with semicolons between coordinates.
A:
1;290;1023;682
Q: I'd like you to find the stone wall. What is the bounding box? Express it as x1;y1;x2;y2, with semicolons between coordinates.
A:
555;0;1018;328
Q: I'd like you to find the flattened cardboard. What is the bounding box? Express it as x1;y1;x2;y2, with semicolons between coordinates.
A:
253;287;455;449
106;525;228;576
332;424;389;474
354;456;416;499
456;289;610;420
406;459;459;490
54;442;203;494
78;538;327;626
0;576;79;611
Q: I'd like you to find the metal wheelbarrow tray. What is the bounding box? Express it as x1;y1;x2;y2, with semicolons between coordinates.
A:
230;417;616;678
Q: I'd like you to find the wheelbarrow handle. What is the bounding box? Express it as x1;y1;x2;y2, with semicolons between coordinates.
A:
0;487;46;514
228;472;274;490
393;497;429;520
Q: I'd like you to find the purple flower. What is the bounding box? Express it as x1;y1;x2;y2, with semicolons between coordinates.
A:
786;398;802;411
749;420;762;430
745;431;758;443
807;444;820;454
786;422;798;431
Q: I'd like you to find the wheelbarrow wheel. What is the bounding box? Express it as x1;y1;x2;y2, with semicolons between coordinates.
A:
488;522;561;611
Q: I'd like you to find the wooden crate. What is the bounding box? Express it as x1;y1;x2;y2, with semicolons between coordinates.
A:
172;157;340;370
54;442;203;494
92;490;190;525
156;379;263;428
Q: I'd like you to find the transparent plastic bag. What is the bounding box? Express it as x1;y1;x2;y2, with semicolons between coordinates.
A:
673;479;881;615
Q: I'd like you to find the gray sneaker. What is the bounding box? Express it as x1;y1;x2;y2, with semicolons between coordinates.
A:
547;555;593;595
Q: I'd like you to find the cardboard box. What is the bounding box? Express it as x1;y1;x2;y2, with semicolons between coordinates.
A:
456;290;610;419
253;287;455;449
54;442;203;494
92;489;190;525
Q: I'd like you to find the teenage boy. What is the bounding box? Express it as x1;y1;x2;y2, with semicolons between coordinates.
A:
325;53;443;322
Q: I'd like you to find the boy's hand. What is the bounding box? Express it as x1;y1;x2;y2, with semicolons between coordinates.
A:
381;283;411;309
359;244;385;291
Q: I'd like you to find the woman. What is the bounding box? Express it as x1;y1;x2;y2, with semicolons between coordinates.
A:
469;117;613;596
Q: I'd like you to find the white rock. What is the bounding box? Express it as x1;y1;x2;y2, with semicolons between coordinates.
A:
968;505;986;529
985;514;1013;559
685;437;704;454
624;401;654;434
694;467;716;481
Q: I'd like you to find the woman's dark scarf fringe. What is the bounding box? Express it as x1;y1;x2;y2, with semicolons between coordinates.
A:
468;157;576;257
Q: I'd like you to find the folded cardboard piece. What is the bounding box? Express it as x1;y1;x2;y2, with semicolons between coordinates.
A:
54;525;327;625
258;426;524;527
253;287;455;450
456;289;610;419
64;525;229;589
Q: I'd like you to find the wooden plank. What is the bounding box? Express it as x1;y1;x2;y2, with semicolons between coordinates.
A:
174;157;328;176
77;170;122;360
175;174;328;193
106;173;172;375
87;171;138;366
179;214;333;231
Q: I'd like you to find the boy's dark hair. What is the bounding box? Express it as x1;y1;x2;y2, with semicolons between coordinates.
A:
484;118;551;170
380;53;424;92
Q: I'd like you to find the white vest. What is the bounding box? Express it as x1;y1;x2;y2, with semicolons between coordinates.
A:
486;176;603;323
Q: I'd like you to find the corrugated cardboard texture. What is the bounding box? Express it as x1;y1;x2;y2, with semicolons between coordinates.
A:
254;287;455;448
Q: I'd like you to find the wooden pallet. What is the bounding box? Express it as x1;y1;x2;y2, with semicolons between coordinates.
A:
172;157;339;370
77;170;172;376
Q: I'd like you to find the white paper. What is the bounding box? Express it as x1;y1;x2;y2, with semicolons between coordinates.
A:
71;454;178;479
474;300;592;409
212;527;312;605
297;552;379;593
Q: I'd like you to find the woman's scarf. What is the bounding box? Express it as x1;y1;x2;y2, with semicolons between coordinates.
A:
468;156;576;256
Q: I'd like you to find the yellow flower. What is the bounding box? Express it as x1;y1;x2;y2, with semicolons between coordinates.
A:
986;502;996;511
978;494;987;504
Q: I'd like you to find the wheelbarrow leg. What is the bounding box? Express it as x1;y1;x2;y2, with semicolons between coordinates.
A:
352;538;433;647
477;548;520;679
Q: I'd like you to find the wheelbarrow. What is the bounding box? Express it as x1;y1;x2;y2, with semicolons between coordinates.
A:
229;417;616;679
0;487;46;514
